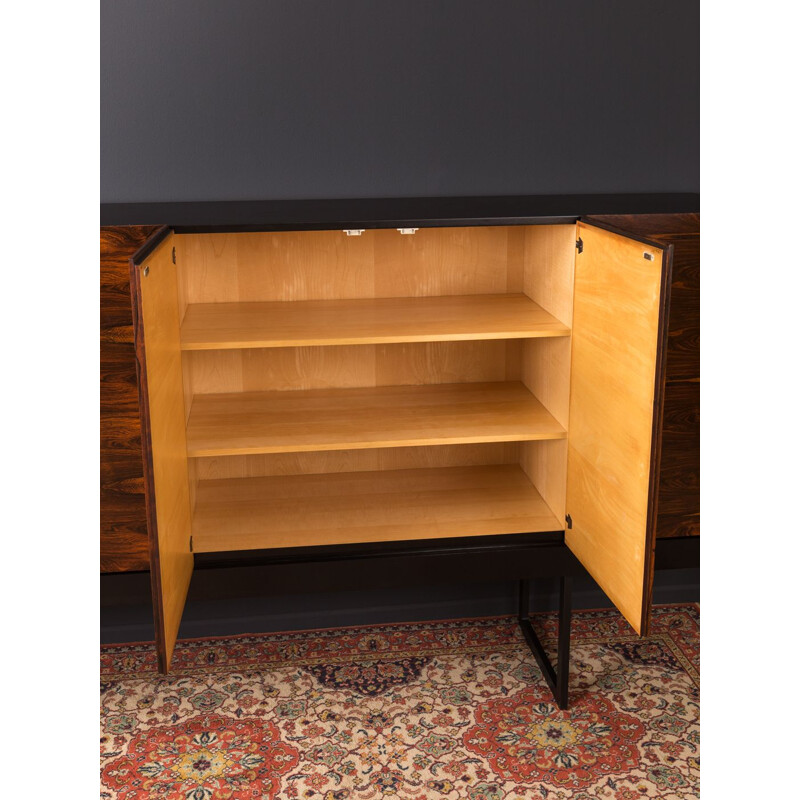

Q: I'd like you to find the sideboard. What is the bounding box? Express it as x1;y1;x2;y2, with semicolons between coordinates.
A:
100;195;699;708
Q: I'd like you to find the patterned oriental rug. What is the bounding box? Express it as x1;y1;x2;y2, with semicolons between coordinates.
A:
100;604;699;800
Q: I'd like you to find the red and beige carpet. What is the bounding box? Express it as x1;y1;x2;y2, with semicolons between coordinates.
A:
100;604;699;799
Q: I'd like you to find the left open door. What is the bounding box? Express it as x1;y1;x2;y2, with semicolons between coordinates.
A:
130;229;193;672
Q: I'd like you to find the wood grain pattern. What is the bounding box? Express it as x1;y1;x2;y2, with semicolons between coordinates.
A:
565;223;668;635
655;379;699;537
522;225;577;325
194;443;520;480
177;227;515;305
375;226;511;297
101;215;698;579
132;233;193;671
586;214;699;540
658;236;699;382
520;335;572;429
518;226;576;526
192;464;563;552
101;225;159;572
186;340;516;396
582;213;699;239
180;293;569;350
186;381;566;457
519;338;573;524
519;439;568;523
375;340;519;388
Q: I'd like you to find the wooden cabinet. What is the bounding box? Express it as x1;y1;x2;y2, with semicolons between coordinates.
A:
128;219;673;673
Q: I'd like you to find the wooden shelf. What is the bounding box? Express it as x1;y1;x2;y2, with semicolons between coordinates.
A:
191;464;563;552
180;293;570;350
186;381;567;457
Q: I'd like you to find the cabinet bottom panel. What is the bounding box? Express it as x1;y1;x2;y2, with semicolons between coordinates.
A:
192;464;563;552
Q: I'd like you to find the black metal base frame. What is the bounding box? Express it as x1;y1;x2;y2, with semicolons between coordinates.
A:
517;577;573;710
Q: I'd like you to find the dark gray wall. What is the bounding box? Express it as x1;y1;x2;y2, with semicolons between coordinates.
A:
101;0;698;203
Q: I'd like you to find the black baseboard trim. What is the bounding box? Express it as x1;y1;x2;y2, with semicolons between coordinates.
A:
101;555;699;644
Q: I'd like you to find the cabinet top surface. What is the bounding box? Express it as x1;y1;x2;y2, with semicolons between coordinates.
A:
101;193;700;230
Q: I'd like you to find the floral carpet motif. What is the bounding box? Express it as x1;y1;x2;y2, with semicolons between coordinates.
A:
101;713;299;799
101;604;699;799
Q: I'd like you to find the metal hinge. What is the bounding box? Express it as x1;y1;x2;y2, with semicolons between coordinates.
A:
397;228;419;235
189;535;193;552
172;246;176;264
575;238;583;254
343;229;365;236
565;514;573;530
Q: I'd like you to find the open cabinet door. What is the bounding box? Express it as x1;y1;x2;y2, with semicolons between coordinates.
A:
566;222;672;635
130;230;194;672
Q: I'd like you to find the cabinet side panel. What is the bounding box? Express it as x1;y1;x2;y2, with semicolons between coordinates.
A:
519;439;568;523
522;225;577;325
519;225;575;525
101;225;159;572
657;379;700;537
566;223;669;635
132;233;193;671
655;234;699;538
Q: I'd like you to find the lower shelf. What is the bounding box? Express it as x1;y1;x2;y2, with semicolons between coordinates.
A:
186;381;566;457
191;464;563;553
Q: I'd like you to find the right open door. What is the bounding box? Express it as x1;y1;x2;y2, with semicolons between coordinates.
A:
566;221;672;635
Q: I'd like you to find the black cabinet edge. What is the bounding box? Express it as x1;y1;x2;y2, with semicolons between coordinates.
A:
100;535;699;579
191;530;567;570
101;193;700;229
130;225;171;265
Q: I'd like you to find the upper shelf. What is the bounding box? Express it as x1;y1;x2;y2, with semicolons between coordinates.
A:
180;293;570;350
185;380;567;457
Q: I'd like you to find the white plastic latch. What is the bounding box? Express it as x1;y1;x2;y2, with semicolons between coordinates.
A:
343;229;365;236
397;228;419;235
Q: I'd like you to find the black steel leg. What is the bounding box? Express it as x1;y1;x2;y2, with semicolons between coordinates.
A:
517;576;573;710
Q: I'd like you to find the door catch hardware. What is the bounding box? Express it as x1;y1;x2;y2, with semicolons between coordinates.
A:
643;252;654;261
343;229;365;236
397;228;419;235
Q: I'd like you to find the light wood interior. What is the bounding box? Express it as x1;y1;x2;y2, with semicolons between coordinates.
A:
177;227;515;304
517;225;578;524
565;222;665;635
193;442;521;481
137;234;193;670
151;225;578;557
136;220;669;672
180;294;569;350
186;381;566;457
192;465;562;552
184;339;521;395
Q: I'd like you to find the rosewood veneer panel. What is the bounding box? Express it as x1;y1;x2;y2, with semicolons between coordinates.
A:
101;226;158;572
